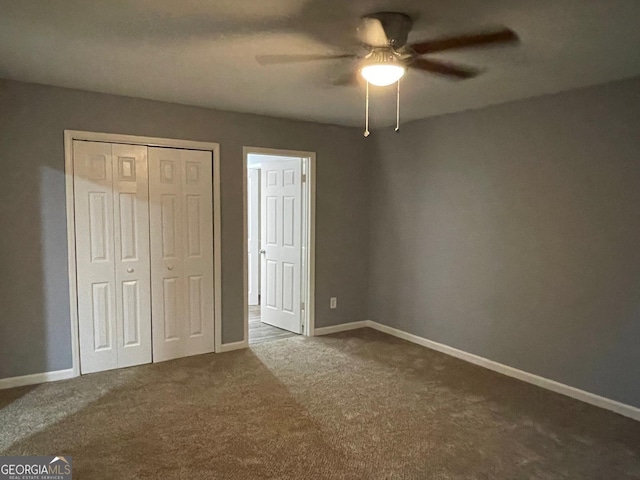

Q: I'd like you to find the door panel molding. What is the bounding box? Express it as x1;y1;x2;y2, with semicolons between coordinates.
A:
65;130;221;378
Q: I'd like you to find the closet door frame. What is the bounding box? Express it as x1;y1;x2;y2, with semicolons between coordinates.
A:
64;130;222;378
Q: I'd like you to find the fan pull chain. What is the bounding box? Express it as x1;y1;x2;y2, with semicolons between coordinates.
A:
395;79;401;132
364;80;370;137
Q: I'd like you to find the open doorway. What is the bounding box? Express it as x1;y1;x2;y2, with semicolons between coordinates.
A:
243;147;316;345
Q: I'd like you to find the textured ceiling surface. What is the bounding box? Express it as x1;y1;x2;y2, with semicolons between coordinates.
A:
1;0;640;127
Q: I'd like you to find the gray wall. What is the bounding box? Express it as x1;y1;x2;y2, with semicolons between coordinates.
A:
369;76;640;408
0;79;370;379
3;75;639;410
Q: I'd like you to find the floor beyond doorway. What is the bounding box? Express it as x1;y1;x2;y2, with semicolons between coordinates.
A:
2;329;639;479
248;305;296;345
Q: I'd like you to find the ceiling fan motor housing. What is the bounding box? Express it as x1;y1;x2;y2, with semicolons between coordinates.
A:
364;12;414;47
363;47;403;67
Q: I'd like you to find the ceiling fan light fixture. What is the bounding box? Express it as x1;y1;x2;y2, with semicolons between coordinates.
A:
360;48;406;87
361;64;405;86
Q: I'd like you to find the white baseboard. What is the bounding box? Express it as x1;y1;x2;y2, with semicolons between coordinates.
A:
0;342;253;388
314;321;370;336
0;368;75;390
3;324;638;423
362;320;640;422
315;320;639;422
218;340;249;353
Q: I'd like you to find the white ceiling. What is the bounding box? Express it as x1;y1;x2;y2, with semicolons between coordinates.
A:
1;0;640;127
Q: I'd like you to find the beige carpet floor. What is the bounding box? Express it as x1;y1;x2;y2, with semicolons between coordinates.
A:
1;328;639;479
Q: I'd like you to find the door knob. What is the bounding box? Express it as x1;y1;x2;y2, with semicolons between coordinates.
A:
168;266;174;271
127;268;134;273
259;249;266;255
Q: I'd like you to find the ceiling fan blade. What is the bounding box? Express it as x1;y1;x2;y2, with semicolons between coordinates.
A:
409;58;480;79
333;69;360;87
255;53;356;66
357;17;389;47
409;28;518;55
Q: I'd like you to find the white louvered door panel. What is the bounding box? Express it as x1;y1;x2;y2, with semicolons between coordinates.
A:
74;141;119;374
111;144;152;368
149;147;214;362
260;158;302;334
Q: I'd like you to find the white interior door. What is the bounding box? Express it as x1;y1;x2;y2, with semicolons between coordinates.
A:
247;167;260;306
260;158;302;333
74;141;151;374
149;147;214;362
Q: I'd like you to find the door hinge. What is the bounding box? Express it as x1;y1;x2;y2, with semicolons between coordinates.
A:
301;301;305;311
301;173;307;183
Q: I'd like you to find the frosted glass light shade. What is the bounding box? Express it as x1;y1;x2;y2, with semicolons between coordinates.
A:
361;64;405;86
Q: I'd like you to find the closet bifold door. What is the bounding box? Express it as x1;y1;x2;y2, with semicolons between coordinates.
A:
111;143;152;369
148;147;214;362
73;141;152;374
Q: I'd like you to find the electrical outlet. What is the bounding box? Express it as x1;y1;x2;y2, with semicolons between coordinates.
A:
330;297;337;309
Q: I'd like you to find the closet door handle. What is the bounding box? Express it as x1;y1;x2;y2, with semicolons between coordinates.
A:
168;266;174;271
127;268;134;273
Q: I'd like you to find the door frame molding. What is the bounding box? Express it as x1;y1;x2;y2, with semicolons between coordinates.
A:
246;165;261;306
64;130;222;377
242;147;317;342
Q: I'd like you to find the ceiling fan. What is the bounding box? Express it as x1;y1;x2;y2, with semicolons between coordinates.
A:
255;12;519;133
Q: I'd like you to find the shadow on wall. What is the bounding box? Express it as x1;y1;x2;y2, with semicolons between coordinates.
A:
0;163;56;380
40;166;72;373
